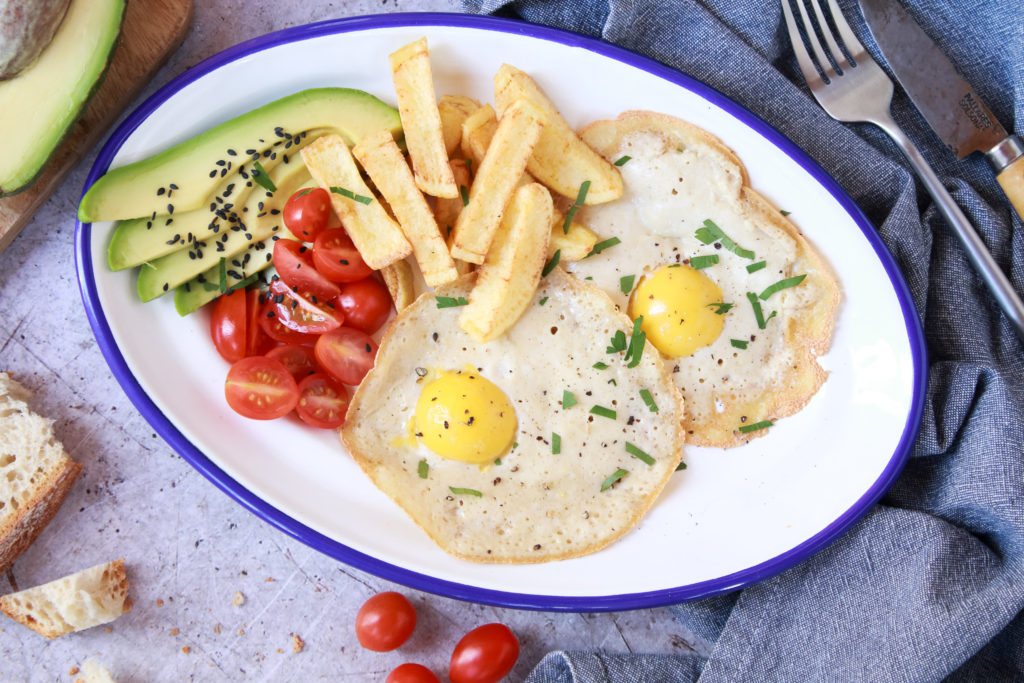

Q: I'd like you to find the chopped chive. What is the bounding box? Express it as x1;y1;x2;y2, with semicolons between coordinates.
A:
730;339;749;349
449;486;482;497
739;419;773;434
624;316;646;368
707;302;734;315
562;180;591;233
229;273;260;292
608;378;617;386
619;274;635;294
690;254;719;270
538;296;549;306
780;209;791;216
625;442;655;465
675;461;688;471
251;161;276;192
435;295;469;308
746;260;767;274
639;389;658;412
601;468;628;491
759;274;806;300
494;458;501;465
418;460;429;479
695;219;754;259
295;188;313;198
465;158;473;176
459;184;470;207
746;292;776;329
218;257;228;293
551;433;561;454
593;361;609;370
590;405;617;419
330;186;373;205
588;237;621;256
607;330;627;353
613;155;632;166
542;249;561;277
562;390;577;409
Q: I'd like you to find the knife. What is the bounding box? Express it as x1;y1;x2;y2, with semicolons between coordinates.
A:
859;0;1024;219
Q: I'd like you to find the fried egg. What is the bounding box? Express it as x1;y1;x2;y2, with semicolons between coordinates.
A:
568;111;840;448
342;268;684;563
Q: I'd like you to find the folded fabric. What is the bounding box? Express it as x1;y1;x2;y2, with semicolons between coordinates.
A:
460;1;1024;680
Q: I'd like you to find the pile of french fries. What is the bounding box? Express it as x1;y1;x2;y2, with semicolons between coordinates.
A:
300;37;624;343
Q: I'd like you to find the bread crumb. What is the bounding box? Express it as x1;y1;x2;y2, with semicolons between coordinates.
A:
156;598;164;607
265;577;275;582
74;678;84;683
276;648;284;654
69;667;79;675
181;646;190;654
292;634;305;653
232;591;246;607
105;628;112;633
213;623;222;634
170;628;179;636
237;628;245;635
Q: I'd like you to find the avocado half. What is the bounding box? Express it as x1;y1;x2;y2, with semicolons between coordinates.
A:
0;0;72;80
0;0;125;197
78;88;403;223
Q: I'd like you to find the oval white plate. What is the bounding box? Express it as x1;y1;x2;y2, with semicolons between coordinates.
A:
76;14;927;611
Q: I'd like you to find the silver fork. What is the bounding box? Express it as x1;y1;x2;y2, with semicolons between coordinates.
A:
781;0;1024;340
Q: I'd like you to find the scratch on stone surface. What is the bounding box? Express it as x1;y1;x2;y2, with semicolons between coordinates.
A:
335;566;378;594
279;544;329;593
0;315;27;356
610;615;634;654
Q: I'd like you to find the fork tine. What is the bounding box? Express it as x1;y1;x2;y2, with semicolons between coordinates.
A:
823;0;867;56
792;0;835;80
808;0;850;70
780;0;824;88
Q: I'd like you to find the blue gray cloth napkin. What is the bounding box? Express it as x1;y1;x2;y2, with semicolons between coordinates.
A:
459;1;1024;680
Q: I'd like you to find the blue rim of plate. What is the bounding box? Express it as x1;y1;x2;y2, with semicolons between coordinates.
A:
75;12;928;612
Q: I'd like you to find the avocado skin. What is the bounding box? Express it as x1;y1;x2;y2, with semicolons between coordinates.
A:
0;0;72;80
79;88;403;223
0;0;125;197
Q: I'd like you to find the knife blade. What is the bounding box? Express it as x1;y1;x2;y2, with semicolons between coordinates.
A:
859;0;1024;218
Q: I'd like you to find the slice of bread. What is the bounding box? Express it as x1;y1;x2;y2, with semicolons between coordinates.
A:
0;558;131;638
0;371;81;572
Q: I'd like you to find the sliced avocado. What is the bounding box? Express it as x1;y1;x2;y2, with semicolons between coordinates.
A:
136;157;312;302
0;0;124;196
107;133;318;271
79;87;402;222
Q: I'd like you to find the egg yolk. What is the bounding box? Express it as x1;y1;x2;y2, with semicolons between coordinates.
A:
414;370;516;464
629;264;725;357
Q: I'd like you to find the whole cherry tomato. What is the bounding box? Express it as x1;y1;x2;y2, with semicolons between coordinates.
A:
449;623;519;683
334;277;392;335
354;591;417;652
386;663;440;683
283;187;331;241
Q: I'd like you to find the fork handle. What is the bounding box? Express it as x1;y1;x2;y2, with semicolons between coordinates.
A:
875;113;1024;341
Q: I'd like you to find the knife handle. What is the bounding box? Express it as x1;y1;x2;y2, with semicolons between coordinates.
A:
996;155;1024;222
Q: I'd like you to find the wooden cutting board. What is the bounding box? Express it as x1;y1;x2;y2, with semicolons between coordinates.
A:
0;0;193;252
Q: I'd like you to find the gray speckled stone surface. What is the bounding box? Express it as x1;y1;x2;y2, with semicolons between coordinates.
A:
0;2;702;680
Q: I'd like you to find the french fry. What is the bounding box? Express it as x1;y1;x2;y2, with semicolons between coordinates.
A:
300;134;412;270
389;38;458;198
450;98;547;265
353;129;458;287
549;211;598;262
438;95;480;157
434;159;474;276
459;183;554;343
459;104;498;166
381;258;416;311
494;64;623;204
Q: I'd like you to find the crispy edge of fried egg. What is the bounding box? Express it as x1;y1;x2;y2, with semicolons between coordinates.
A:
340;268;686;564
579;110;842;448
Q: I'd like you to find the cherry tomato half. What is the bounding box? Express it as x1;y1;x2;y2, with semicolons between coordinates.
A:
259;297;321;344
246;288;275;357
224;356;299;420
449;623;519;683
266;344;319;383
386;663;440;683
314;326;378;386
295;373;350;429
273;239;341;301
335;277;393;335
210;289;248;362
268;278;343;335
312;228;373;283
283;187;331;241
355;592;417;652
